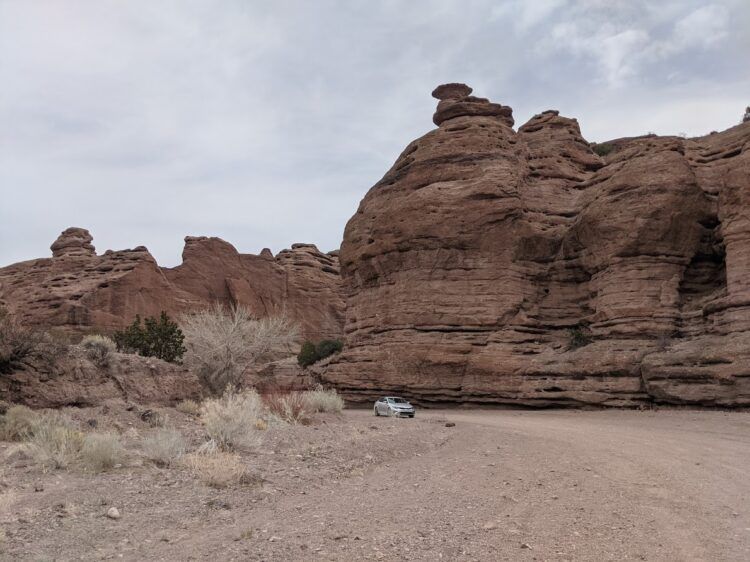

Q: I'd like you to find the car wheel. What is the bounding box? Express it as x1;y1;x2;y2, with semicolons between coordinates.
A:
374;407;379;416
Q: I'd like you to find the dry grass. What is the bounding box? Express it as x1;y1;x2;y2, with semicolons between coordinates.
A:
142;428;186;467
184;451;251;488
182;304;298;394
0;489;17;516
80;433;126;472
143;410;167;428
175;399;201;416
263;391;311;425
0;405;38;441
80;334;116;367
26;422;84;470
200;390;264;450
1;409;83;470
303;386;345;413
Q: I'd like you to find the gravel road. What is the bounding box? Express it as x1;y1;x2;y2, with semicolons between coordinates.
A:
3;408;749;561
239;409;750;561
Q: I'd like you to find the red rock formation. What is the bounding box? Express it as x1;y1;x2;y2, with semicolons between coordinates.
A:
0;230;343;342
0;349;203;408
321;84;750;407
1;348;314;409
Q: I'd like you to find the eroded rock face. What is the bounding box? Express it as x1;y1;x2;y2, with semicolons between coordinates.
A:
0;349;203;408
0;231;344;342
321;83;750;407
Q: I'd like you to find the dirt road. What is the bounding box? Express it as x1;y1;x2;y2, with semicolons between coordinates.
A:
3;408;750;561
235;409;750;561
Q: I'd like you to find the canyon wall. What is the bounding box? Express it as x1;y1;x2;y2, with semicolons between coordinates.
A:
321;83;750;407
0;228;344;342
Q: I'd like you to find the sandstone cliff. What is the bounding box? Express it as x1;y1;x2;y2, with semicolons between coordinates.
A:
321;83;750;407
0;228;343;342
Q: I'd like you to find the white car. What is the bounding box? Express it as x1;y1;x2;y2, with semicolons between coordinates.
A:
373;396;415;418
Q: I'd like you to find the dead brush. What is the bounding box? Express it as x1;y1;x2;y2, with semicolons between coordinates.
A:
175;399;201;416
80;432;126;472
302;386;345;414
26;422;84;470
80;334;116;368
262;390;311;425
200;390;264;450
183;451;254;488
2;408;84;471
0;405;39;441
142;428;186;467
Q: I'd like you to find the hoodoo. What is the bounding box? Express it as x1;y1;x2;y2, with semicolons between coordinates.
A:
321;83;750;407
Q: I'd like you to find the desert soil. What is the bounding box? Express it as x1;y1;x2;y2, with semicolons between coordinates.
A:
2;406;749;561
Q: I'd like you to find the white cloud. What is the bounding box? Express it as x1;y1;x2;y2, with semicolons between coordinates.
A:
0;0;748;266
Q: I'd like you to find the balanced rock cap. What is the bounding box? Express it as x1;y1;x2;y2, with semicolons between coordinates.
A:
50;227;96;258
432;83;473;100
431;83;514;127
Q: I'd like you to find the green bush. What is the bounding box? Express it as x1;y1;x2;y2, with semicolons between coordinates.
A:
113;312;186;363
568;326;592;350
592;143;614;157
297;341;318;368
297;339;343;368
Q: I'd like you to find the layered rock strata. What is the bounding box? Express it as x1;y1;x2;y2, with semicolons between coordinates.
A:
0;228;343;342
321;84;750;407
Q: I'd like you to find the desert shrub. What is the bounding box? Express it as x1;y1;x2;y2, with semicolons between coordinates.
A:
0;405;39;441
80;432;125;472
175;399;201;416
182;304;298;394
592;143;614;157
297;341;317;368
0;400;8;415
302;386;345;413
143;428;186;467
568;326;592;350
297;339;343;368
184;451;251;488
113;312;186;363
200;390;264;450
263;391;311;425
80;334;116;367
26;422;84;470
141;409;167;428
0;310;46;374
2;409;83;469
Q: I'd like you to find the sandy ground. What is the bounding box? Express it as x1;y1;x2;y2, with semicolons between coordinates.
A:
2;406;750;561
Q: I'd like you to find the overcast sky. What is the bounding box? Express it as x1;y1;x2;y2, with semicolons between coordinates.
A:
1;0;749;267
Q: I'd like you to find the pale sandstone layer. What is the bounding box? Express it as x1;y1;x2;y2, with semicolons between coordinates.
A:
0;228;344;342
321;84;750;407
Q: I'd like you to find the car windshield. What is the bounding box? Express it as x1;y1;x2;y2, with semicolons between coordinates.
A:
391;398;408;404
